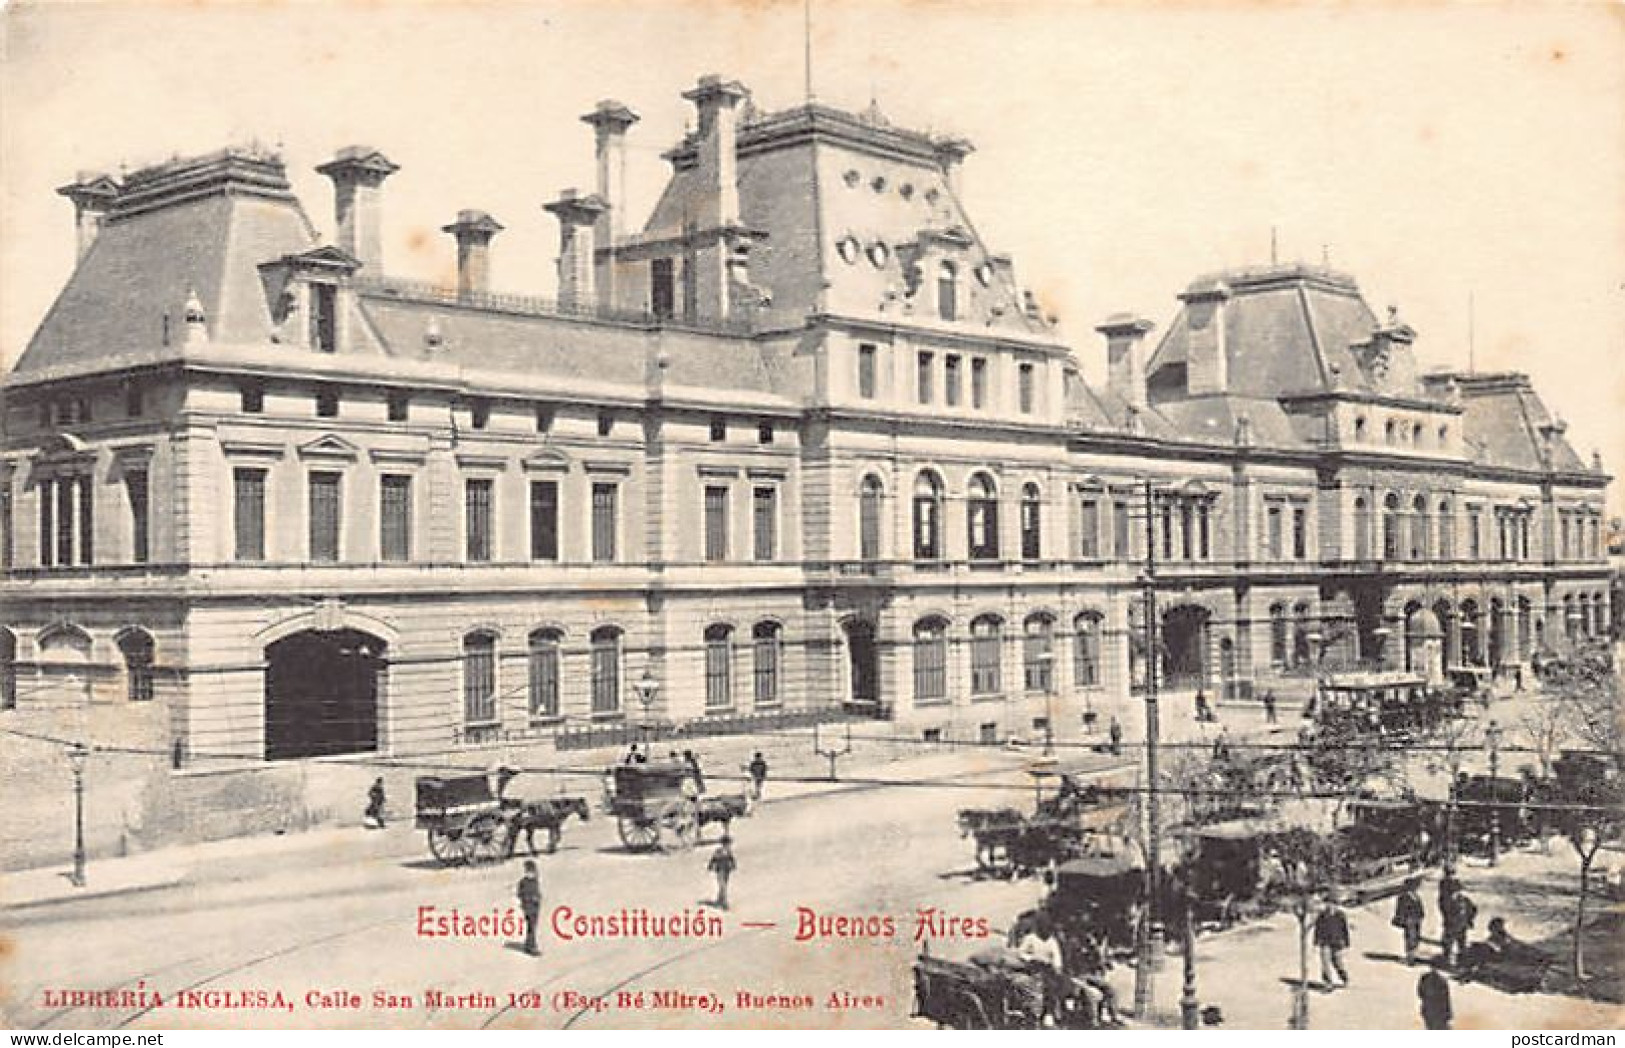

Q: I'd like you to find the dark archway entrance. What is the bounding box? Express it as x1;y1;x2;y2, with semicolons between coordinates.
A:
1161;605;1211;690
843;619;880;713
265;629;387;760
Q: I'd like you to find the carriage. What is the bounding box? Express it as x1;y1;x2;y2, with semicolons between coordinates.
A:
957;776;1132;878
912;949;1099;1030
1044;854;1145;953
1312;672;1452;743
602;758;753;851
413;771;591;866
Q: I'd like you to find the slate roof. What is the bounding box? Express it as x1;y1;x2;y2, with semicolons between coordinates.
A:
1456;373;1589;474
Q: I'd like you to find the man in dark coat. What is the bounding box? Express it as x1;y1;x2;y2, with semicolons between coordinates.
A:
516;860;542;955
1418;960;1452;1029
709;835;737;910
1313;898;1352;989
1108;716;1123;756
363;777;387;829
1262;690;1278;724
747;752;769;800
1393;878;1426;963
1437;866;1463;939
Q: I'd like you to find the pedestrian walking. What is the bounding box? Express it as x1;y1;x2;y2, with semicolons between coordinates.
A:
516;859;542;956
747;751;769;800
1437;865;1462;937
1108;716;1123;756
1417;960;1452;1029
1442;889;1477;966
1263;690;1278;724
1212;726;1232;763
1393;878;1425;963
1313;897;1351;989
709;835;736;910
1194;690;1211;722
363;777;387;829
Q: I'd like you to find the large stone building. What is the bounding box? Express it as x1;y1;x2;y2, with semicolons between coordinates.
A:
0;76;1612;839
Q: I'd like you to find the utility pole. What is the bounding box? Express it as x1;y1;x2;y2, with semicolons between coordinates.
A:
1134;477;1163;1018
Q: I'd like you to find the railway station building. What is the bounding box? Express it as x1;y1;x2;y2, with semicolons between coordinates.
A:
0;75;1612;840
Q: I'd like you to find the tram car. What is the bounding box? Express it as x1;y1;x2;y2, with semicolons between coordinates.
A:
1310;671;1458;742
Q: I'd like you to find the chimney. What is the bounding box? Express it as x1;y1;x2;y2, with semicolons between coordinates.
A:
932;136;974;200
1178;280;1230;395
441;210;503;299
57;172;120;261
582;100;639;245
1097;314;1155;412
544;188;606;311
315;146;399;272
682;75;748;228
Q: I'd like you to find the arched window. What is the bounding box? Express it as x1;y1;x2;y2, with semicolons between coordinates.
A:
1020;483;1042;561
1385;419;1397;445
462;630;498;725
590;626;622;714
912;472;944;561
1412;421;1425;446
913;617;948;704
969;615;1003;695
1073;612;1102;688
937;261;958;321
1382;493;1401;560
1291;603;1312;669
0;628;16;710
1410;495;1429;561
1437;499;1454;560
1516;597;1533;660
116;628;155;703
967;473;999;561
1354;416;1368;441
1353;496;1370;560
752;621;782;708
704;624;733;711
1023;614;1055;692
859;474;885;562
528;628;562;719
1269;603;1289;667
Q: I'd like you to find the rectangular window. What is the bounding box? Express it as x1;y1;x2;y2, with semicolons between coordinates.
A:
124;380;144;418
463;639;496;725
590;634;620;714
1266;503;1284;559
126;470;150;564
241;383;265;414
77;476;93;566
917;352;934;405
857;344;877;399
529;480;559;562
914;631;947;704
704;485;730;562
1078;497;1100;559
470;399;491;430
591;482;617;562
535;403;554;433
1291;505;1307;560
529;637;560;719
0;482;12;569
651;258;675;319
752;486;777;561
1198;502;1212;560
1018;363;1036;414
705;635;732;710
233;468;266;561
944;355;962;407
970;626;1002;695
709;417;727;442
1113;500;1132;560
387;392;410;422
753;629;781;707
597;412;614;437
38;479;53;567
757;420;774;445
379;475;412;562
310;282;337;353
971;358;988;409
316;387;339;418
53;479;73;566
1468;508;1482;559
308;472;342;563
464;477;493;562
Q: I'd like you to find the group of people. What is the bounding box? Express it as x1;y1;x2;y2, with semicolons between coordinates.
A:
1391;868;1540;1029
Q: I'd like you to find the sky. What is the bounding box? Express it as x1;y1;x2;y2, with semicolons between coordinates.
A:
2;1;1622;511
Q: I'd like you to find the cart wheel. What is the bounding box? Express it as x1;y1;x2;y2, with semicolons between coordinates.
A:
466;812;512;864
659;803;698;851
428;827;473;866
618;815;660;851
956;990;992;1030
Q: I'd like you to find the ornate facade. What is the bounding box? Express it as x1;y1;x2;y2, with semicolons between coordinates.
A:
1;76;1612;794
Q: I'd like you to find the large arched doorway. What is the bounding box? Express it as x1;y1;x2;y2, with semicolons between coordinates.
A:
264;629;387;760
1161;605;1211;690
842;619;880;713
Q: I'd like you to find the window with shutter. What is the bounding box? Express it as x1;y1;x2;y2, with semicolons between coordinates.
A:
380;475;412;562
591;483;617;562
465;478;493;562
309;472;342;563
234;468;266;561
529;480;559;561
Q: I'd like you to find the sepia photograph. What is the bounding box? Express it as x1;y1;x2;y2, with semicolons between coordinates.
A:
1;0;1622;1034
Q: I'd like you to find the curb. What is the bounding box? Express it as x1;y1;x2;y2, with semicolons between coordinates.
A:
1;868;188;914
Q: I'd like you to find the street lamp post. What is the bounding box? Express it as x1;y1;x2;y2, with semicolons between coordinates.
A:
632;666;660;746
1485;719;1503;867
1179;890;1200;1030
67;742;89;888
1134;477;1163;1020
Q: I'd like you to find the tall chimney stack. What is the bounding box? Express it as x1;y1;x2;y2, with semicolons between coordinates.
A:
315;146;399;272
682;75;748;228
1097;314;1155;413
442;210;503;299
1178;280;1230;395
581;100;639;310
57;172;120;262
544;188;606;312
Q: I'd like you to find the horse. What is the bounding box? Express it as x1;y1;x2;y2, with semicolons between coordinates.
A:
958;808;1026;874
697;791;754;835
508;795;591;856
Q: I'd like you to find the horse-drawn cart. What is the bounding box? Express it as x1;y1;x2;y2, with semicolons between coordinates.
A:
414;770;591;866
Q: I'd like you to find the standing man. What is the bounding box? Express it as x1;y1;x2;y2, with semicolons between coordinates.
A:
1417;959;1453;1029
747;751;769;801
363;777;387;829
709;835;737;910
1393;878;1426;964
1313;896;1352;990
516;859;542;956
1442;888;1477;967
1108;716;1124;756
1263;690;1278;725
1437;866;1462;939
